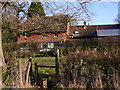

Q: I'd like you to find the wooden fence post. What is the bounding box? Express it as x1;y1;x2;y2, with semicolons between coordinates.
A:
55;49;59;76
112;70;120;89
35;63;38;85
73;69;77;86
25;61;31;86
19;61;23;87
0;66;2;88
29;58;33;85
43;78;47;88
94;64;103;88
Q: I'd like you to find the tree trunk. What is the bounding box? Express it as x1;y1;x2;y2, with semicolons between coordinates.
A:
0;2;6;88
0;2;6;67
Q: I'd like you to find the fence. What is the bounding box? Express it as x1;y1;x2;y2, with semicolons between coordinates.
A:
2;42;120;88
33;49;60;88
2;60;32;88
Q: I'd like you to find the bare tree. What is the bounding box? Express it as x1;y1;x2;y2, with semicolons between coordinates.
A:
0;2;6;66
0;2;29;87
0;2;6;87
19;0;93;35
115;14;120;23
0;1;28;67
39;0;93;25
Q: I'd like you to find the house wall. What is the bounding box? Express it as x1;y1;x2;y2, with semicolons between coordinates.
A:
17;32;68;52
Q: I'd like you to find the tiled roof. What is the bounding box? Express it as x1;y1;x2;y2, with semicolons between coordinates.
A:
17;33;67;43
19;15;69;34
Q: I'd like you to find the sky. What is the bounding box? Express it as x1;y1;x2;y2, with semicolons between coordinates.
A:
19;0;119;25
87;2;119;25
42;1;119;25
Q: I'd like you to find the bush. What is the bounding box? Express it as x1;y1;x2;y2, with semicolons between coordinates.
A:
59;46;120;88
33;49;56;57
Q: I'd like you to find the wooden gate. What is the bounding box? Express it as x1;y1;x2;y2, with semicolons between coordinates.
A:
34;49;60;87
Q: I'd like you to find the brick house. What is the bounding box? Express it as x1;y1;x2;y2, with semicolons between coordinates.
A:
17;15;70;51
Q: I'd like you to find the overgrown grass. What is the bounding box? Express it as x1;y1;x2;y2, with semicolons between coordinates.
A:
17;57;55;65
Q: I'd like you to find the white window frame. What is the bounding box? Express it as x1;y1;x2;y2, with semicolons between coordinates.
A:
48;42;54;48
74;31;80;35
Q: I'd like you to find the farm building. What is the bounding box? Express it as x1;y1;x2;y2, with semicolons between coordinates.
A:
68;22;120;46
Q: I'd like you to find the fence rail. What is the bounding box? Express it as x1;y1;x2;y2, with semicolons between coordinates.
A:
37;65;56;68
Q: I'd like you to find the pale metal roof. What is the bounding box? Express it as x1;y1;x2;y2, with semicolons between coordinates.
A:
97;29;120;36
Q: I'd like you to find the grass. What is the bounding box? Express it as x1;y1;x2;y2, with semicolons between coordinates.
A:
17;57;55;65
38;68;55;75
17;56;67;75
17;57;56;75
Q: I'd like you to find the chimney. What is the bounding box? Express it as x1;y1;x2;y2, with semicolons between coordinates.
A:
84;21;87;30
67;22;70;36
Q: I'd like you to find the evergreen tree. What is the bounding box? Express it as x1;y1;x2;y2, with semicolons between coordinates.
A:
2;20;17;43
28;2;45;17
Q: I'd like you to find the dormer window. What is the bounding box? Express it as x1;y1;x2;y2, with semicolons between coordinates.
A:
24;35;30;39
84;26;87;30
54;33;58;37
42;34;48;38
74;31;80;35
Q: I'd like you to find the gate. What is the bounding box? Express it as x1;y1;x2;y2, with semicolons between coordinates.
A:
33;49;60;88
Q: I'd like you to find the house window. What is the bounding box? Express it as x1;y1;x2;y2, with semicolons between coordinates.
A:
48;42;54;48
54;33;58;37
84;26;87;30
24;36;28;39
74;31;80;35
42;34;48;38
